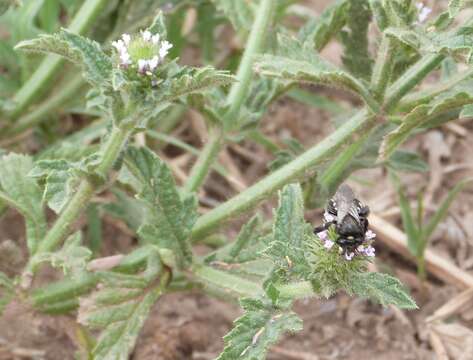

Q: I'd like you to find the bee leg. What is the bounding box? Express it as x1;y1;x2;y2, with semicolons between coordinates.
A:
313;221;335;234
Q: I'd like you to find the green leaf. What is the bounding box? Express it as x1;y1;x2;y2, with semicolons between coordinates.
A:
15;29;112;87
387;150;429;173
227;214;263;262
158;65;235;103
30;159;77;213
217;298;302;360
254;34;376;110
264;184;311;285
125;147;196;268
147;10;167;38
460;103;473;118
211;0;253;33
349;272;417;309
421;179;472;249
298;0;348;50
103;189;145;233
380;87;473;160
340;0;373;80
0;153;46;254
78;250;164;360
391;174;419;256
35;232;92;276
448;0;464;18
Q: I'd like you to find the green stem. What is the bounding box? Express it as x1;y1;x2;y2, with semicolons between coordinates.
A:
5;75;85;137
191;109;375;241
183;0;276;193
25;126;132;277
371;35;394;101
182;127;223;193
384;54;444;111
9;0;108;119
223;0;275;130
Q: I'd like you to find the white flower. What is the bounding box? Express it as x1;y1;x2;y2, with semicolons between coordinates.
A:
365;230;376;240
324;239;335;250
141;30;152;42
119;51;131;66
318;230;328;241
122;33;131;45
345;252;355;261
112;39;126;52
138;59;148;73
324;212;335;222
159;40;173;59
364;246;375;257
416;3;432;23
151;34;160;45
148;56;160;71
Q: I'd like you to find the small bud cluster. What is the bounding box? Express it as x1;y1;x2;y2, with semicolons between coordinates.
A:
415;2;432;24
112;30;173;77
318;211;376;261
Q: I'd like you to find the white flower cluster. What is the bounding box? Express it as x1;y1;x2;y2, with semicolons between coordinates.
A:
416;2;432;24
112;30;173;75
318;213;376;261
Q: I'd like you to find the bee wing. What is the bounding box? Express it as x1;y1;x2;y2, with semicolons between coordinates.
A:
333;184;355;222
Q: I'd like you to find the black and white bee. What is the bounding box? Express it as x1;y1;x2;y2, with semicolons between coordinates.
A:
314;184;375;259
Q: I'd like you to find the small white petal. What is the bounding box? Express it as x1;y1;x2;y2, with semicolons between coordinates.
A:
138;59;148;73
365;246;376;257
365;230;376;240
112;39;125;52
159;40;173;59
122;33;131;45
345;252;355;261
148;56;159;71
318;230;328;241
324;240;334;250
151;34;160;45
141;30;152;42
119;51;131;66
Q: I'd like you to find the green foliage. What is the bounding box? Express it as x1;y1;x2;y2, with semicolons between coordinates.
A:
0;153;46;254
212;0;253;33
448;0;464;18
217;298;302;360
349;272;417;309
15;29;112;87
78;249;165;360
254;34;376;110
340;0;373;79
125;147;196;268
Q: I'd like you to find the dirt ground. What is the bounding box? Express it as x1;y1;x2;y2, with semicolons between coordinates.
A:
2;0;473;359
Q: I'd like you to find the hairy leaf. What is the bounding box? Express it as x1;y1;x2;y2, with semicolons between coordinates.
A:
211;0;253;32
0;153;46;254
254;35;374;107
264;184;311;286
217;298;302;360
298;0;348;50
30;159;76;213
125;147;196;268
349;272;417;309
16;29;112;87
340;0;373;79
448;0;464;18
387;150;429;173
227;214;264;262
79;250;163;360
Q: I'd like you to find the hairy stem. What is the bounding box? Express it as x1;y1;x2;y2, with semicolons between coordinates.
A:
371;35;394;102
183;0;276;192
24;125;132;280
8;0;108;119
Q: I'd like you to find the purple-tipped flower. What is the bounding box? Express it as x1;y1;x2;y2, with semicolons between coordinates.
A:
415;2;432;23
357;244;376;257
112;31;173;75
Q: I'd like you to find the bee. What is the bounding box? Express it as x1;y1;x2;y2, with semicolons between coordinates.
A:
314;184;370;255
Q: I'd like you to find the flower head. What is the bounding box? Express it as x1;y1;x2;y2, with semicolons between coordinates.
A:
416;2;432;23
112;30;173;77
